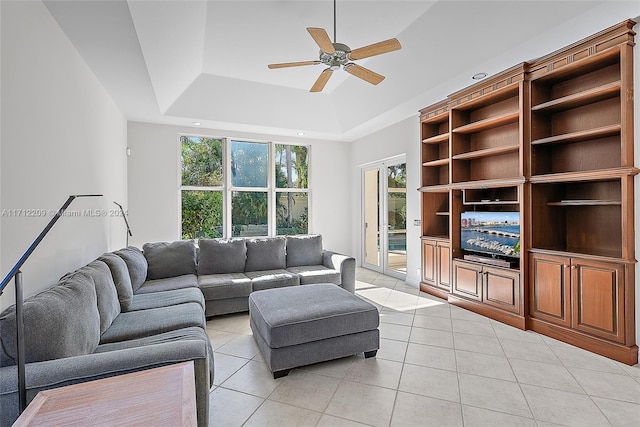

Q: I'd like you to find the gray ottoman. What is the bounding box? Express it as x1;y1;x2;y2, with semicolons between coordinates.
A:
249;283;380;378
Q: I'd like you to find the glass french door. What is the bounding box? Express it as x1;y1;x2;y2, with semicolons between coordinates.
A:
362;157;407;279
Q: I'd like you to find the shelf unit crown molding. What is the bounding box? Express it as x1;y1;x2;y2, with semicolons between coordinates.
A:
528;19;636;80
419;99;450;122
448;63;528;109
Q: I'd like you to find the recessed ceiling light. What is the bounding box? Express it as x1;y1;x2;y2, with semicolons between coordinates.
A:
472;72;488;80
297;132;305;136
193;122;201;126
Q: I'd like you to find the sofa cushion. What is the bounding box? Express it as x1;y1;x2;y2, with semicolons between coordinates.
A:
286;234;323;267
286;265;341;285
73;260;121;334
135;274;198;294
114;246;147;292
94;326;215;386
99;302;205;344
98;253;134;311
245;270;300;292
198;273;252;300
143;240;197;280
198;238;247;275
245;237;286;272
128;288;205;311
0;272;100;367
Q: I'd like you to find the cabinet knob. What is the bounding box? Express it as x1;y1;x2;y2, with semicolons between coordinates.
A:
571;265;576;270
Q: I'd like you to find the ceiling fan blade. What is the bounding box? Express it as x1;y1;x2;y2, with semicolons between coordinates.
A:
310;69;333;92
347;38;402;60
344;63;385;85
307;27;336;54
268;61;320;69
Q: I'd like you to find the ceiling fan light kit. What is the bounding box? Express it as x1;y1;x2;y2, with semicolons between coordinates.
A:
268;1;402;92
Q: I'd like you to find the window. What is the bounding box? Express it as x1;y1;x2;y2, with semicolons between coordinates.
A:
230;141;269;237
180;136;309;239
180;136;224;239
275;144;309;235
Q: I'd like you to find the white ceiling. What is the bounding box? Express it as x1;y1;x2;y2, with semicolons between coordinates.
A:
43;1;640;142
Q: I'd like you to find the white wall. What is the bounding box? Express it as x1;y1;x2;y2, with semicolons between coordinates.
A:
349;116;420;286
126;122;352;255
0;1;127;311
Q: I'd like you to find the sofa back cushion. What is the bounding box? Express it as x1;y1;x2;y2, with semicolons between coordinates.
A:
286;234;323;267
143;240;197;280
198;238;247;275
245;237;286;272
99;253;134;311
72;260;121;334
114;246;147;292
0;272;100;367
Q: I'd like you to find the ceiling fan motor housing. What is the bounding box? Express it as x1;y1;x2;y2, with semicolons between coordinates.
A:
320;42;351;70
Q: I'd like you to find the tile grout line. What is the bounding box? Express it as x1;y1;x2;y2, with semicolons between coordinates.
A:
490;319;538;425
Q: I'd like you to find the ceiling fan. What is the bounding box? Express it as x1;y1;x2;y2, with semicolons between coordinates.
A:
268;0;402;92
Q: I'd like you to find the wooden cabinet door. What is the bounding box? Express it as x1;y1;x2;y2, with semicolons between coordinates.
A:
483;266;521;314
437;243;451;290
571;259;625;343
421;240;437;285
529;253;571;327
452;260;482;301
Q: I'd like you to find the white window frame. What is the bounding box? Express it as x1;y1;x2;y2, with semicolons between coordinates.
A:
178;134;311;239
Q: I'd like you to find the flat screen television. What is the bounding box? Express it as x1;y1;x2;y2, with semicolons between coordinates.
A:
461;211;520;259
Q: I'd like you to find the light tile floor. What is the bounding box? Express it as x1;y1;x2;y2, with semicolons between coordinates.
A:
207;267;640;426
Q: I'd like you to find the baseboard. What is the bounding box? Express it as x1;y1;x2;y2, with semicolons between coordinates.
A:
527;317;639;366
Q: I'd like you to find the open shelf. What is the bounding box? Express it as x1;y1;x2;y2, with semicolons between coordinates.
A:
530;167;640;183
423;158;450;167
422;191;450;239
452;144;519;161
423;133;450;144
419;184;450;193
421;102;451;188
449;177;526;190
531;124;621;146
531;81;620;113
463;187;519;205
452;111;519;134
547;199;621;206
531;180;623;259
450;84;521;185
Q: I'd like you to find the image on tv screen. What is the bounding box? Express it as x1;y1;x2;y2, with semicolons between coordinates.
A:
461;211;520;258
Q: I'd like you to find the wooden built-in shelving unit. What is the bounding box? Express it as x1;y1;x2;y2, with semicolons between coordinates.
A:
418;19;638;364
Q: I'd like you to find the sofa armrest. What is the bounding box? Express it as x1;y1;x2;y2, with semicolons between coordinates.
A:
0;340;210;427
322;250;356;293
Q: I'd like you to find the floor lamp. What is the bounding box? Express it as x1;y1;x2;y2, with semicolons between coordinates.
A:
113;201;132;246
0;194;102;413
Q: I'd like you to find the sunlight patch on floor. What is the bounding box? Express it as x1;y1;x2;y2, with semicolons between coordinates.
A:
357;284;445;312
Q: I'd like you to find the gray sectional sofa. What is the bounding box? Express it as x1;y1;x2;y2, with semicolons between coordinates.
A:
136;234;355;316
0;234;354;427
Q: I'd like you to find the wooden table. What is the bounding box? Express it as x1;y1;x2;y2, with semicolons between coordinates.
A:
13;361;197;426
